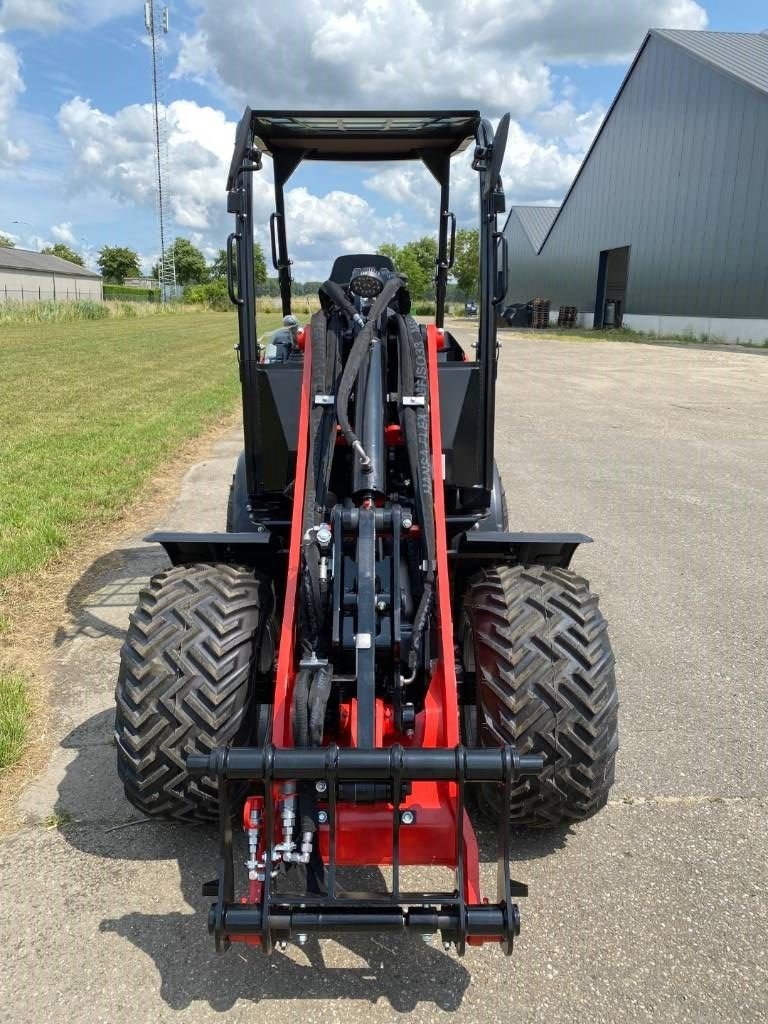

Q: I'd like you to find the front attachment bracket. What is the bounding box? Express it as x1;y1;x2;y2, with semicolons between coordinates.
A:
187;743;543;956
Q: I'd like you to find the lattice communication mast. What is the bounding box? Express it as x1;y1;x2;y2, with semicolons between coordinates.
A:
144;1;176;302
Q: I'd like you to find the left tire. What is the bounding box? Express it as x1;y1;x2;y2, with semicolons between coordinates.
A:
114;562;275;822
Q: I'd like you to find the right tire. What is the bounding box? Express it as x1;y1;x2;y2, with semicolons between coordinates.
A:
114;562;275;822
460;564;618;826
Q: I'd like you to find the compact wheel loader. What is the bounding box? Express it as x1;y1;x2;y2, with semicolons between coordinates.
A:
115;109;618;956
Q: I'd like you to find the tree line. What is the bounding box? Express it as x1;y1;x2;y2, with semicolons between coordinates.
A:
0;229;481;298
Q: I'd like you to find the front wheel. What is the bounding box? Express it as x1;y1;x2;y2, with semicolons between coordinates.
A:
114;562;275;822
460;564;618;826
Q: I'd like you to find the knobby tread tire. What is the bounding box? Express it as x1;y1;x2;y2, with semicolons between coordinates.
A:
114;562;274;822
461;564;618;826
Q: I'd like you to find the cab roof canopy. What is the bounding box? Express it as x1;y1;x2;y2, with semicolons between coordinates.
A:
228;108;482;189
251;110;481;160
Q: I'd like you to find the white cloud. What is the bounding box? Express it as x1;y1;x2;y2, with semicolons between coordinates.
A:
57;97;246;237
173;0;707;112
0;0;137;31
533;101;606;153
0;35;28;164
50;220;76;245
365;116;584;232
55;96;411;280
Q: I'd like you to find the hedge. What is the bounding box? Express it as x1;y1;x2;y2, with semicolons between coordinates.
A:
103;284;159;303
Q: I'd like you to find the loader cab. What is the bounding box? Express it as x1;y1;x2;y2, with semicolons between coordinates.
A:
225;109;510;526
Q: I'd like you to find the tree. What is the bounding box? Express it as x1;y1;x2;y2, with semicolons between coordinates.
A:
377;243;399;264
402;236;438;288
209;248;229;280
209;240;268;293
253;240;267;290
97;245;141;284
453;228;479;298
376;236;438;298
41;243;84;266
0;234;15;248
169;237;208;285
378;238;438;301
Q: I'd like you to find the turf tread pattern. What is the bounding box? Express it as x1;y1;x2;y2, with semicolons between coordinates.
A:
114;562;273;822
462;564;618;825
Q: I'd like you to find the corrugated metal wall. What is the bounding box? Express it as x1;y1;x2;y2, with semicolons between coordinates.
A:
505;34;768;317
0;269;103;302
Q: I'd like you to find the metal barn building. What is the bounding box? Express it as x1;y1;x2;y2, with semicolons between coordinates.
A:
504;30;768;343
0;248;102;303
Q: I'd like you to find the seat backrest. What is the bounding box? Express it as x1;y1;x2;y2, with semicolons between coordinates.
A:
328;253;395;284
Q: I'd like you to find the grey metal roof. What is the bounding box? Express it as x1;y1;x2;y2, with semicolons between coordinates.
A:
0;247;101;277
653;30;768;97
512;206;559;251
536;30;768;255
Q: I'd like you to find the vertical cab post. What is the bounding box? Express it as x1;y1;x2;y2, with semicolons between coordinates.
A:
227;109;263;499
420;150;452;329
272;151;304;318
475;117;508;495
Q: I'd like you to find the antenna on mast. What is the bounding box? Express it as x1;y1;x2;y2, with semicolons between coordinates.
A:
145;1;176;302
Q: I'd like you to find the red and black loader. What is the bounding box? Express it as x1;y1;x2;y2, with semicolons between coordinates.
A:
114;110;619;956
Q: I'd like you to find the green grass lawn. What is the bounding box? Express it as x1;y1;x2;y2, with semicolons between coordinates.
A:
0;309;281;774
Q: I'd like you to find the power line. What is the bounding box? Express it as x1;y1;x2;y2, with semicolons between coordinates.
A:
144;1;176;302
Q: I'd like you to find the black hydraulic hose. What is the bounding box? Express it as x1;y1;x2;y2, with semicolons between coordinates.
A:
307;662;333;747
319;280;363;327
336;275;404;461
292;668;311;747
396;316;437;672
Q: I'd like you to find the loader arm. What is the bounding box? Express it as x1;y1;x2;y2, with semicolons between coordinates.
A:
188;318;542;954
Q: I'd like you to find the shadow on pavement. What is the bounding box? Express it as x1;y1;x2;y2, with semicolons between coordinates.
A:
54;546;166;647
56;708;571;1012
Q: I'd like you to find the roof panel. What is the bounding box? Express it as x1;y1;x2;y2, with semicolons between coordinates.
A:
512;206;560;251
0;247;101;277
250;110;481;160
654;30;768;96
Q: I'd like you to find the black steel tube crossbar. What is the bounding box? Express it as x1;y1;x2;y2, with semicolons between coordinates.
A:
187;743;543;782
214;901;519;942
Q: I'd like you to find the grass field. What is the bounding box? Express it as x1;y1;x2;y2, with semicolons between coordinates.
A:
0;309;280;773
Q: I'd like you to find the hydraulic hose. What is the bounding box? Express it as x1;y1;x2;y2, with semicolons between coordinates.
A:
300;537;326;656
307;662;333;747
292;669;311;747
336;275;404;464
396;315;436;672
319;280;364;328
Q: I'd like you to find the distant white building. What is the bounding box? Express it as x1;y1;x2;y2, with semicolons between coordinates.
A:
0;247;102;302
123;276;159;289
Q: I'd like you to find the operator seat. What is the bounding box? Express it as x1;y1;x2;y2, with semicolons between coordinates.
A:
328;253;395;285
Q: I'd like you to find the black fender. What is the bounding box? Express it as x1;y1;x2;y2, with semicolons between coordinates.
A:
450;530;591;568
146;530;281;570
449;530;592;610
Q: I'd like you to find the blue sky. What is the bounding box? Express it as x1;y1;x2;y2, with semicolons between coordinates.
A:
0;0;766;279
